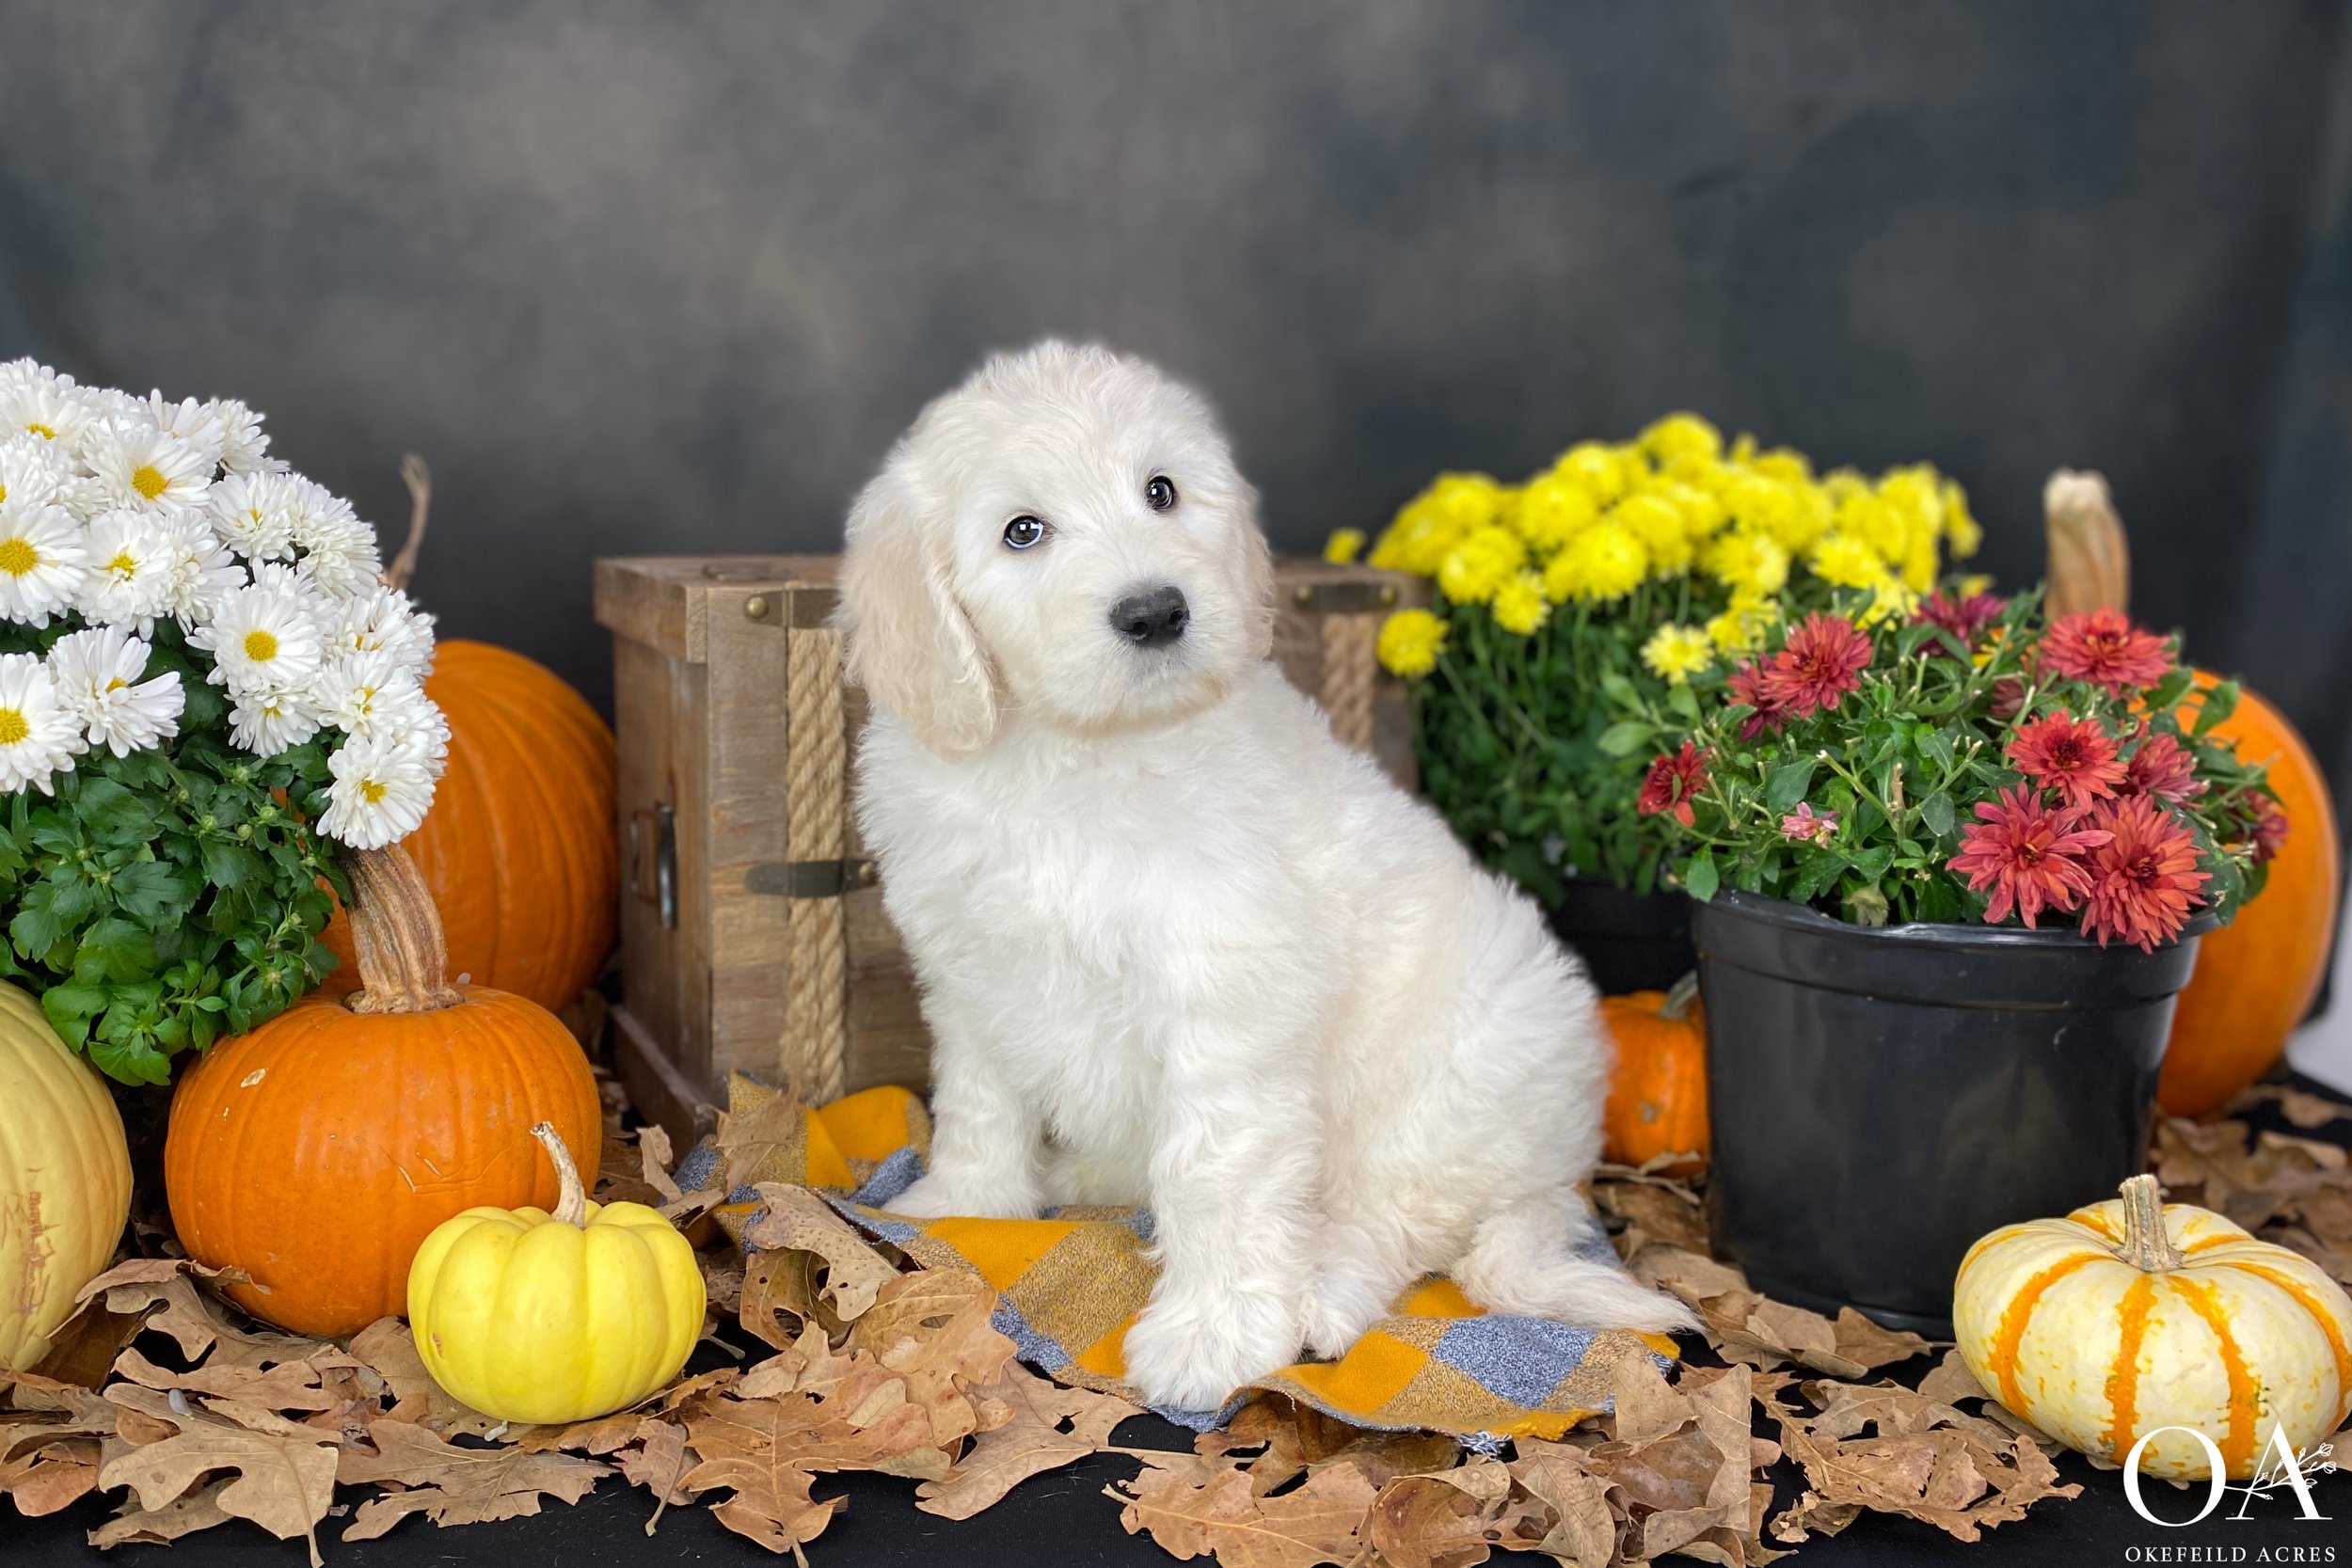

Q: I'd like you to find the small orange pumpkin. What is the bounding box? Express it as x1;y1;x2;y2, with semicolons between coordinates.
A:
1601;974;1709;1175
167;844;601;1337
2159;679;2343;1117
323;639;617;1012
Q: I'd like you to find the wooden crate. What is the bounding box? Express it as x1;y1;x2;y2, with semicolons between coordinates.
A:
592;554;1426;1145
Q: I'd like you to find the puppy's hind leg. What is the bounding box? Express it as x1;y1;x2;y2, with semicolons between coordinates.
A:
1452;1191;1697;1335
1301;1221;1415;1359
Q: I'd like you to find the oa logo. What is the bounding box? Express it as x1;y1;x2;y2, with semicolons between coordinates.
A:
2122;1427;2335;1526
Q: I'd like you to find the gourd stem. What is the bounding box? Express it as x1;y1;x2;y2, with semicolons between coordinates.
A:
343;845;464;1015
2116;1174;2185;1271
1661;971;1700;1022
532;1121;591;1228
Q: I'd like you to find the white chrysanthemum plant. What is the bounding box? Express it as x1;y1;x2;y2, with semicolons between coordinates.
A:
0;358;446;1084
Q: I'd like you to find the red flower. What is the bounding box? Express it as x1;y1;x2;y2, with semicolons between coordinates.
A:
1764;612;1873;718
2249;793;2290;865
1916;591;2007;648
2039;610;2174;698
2118;730;2204;804
1947;784;2112;927
1637;742;1711;829
1726;658;1788;739
2077;795;2210;952
2006;711;2126;809
1989;676;2028;721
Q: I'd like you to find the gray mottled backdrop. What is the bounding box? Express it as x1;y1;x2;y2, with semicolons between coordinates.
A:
5;1;2350;816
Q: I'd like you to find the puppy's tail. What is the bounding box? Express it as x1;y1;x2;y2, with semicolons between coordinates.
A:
1453;1194;1698;1335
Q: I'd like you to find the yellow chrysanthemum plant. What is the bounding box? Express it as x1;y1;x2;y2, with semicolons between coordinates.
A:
1336;412;1980;904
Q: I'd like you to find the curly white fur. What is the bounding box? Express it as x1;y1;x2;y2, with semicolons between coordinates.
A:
837;341;1693;1410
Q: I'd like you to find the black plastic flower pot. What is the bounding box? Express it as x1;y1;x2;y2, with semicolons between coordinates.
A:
1692;889;2216;1339
1547;875;1698;994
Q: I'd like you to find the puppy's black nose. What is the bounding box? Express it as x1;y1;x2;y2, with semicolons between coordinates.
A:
1109;585;1189;648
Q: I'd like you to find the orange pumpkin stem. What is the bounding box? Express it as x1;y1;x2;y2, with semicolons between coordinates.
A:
2116;1174;2185;1272
530;1121;591;1228
343;845;465;1015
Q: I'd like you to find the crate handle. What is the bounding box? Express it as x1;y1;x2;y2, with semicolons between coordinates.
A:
628;804;678;928
745;859;878;898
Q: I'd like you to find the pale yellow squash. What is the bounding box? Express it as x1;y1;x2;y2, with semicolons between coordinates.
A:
1954;1174;2352;1481
407;1122;701;1424
0;982;133;1370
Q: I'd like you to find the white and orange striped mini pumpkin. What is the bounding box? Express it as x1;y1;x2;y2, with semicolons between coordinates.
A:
1954;1174;2352;1481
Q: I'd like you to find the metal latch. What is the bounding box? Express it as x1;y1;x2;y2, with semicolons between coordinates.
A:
745;858;879;897
1289;578;1401;614
628;804;677;929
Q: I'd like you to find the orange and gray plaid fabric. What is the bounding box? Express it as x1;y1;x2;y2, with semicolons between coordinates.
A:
681;1074;1673;1439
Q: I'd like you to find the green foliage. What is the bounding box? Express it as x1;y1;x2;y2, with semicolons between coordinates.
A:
0;619;343;1084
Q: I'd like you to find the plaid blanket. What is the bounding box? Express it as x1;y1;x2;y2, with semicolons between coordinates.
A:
679;1074;1674;1440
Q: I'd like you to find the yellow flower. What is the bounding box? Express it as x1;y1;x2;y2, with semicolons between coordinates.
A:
1899;528;1939;593
1553;441;1628;504
1941;478;1982;559
1513;471;1598;553
1661;480;1725;539
1956;572;1994;598
1809;531;1885;590
1750;446;1814;486
1323;528;1365;565
1614;493;1692;576
1545;521;1648;603
1437;526;1525;604
1859;575;1920;627
1367;471;1507;575
1491;572;1549;635
1703;530;1790;597
1640;412;1723;465
1821;467;1869;506
1640;624;1715;685
1837;492;1909;564
1721;470;1795;538
1375;608;1447;677
1661;450;1730;494
1706;597;1779;654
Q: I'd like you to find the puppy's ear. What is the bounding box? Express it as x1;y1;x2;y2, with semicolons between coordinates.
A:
1235;476;1276;661
838;460;998;754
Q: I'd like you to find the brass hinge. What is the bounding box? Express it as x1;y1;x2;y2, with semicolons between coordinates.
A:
745;858;879;897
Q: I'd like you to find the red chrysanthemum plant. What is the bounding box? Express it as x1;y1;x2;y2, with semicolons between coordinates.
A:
1634;585;2284;945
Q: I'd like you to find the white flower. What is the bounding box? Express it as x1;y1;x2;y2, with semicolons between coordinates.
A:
0;436;72;513
77;508;181;628
311;648;434;741
326;585;436;675
0;365;98;449
153;516;246;626
205;398;272;475
318;729;437;848
141;392;228;472
82;420;213;517
0;652;83;794
46;626;183;758
0;502;91;624
208;471;301;561
227;682;324;757
289;480;380;597
196;574;324;695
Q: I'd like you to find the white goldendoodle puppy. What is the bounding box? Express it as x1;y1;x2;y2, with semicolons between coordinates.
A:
837;341;1693;1409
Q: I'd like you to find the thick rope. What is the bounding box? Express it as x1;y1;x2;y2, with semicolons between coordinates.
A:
1319;612;1378;752
782;624;849;1104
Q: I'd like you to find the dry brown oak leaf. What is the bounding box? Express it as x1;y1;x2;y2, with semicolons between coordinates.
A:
916;1361;1140;1520
98;1384;340;1567
335;1417;610;1540
1116;1453;1381;1568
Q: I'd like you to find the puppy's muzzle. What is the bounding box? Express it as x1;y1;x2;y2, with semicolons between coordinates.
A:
1109;585;1189;649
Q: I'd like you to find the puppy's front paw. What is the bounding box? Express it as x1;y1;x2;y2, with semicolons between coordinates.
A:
1121;1289;1302;1412
885;1172;1040;1221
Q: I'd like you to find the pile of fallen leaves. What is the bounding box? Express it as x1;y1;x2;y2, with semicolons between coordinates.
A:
5;1080;2346;1566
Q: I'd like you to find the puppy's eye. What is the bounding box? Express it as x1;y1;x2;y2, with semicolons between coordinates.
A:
1144;476;1178;512
1002;515;1047;550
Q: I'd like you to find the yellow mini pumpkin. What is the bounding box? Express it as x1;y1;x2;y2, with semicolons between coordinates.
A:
407;1122;701;1424
1954;1174;2352;1481
1;982;134;1370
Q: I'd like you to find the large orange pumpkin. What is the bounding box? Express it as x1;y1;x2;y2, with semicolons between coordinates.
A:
1601;975;1709;1175
2159;680;2343;1117
168;845;602;1337
323;640;617;1012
